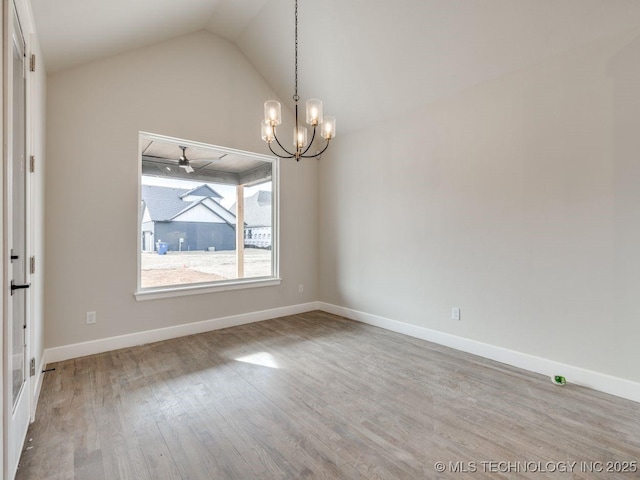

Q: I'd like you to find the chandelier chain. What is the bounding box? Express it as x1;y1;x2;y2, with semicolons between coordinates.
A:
293;0;299;102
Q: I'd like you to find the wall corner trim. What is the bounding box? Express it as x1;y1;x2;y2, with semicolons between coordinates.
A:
317;302;640;404
31;356;46;422
43;302;320;365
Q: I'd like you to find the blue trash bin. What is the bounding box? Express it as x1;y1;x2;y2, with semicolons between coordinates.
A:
157;242;168;255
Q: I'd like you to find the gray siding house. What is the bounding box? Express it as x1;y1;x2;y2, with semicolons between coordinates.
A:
231;190;272;249
141;184;237;252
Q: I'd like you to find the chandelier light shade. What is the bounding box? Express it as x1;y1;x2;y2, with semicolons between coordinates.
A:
306;99;322;126
261;0;336;161
261;123;275;143
321;116;336;140
264;100;282;126
294;125;308;148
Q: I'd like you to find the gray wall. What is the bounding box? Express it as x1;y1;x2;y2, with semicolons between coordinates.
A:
45;30;318;348
319;29;640;383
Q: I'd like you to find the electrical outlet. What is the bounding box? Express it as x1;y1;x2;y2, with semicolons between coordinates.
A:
86;311;97;325
298;284;304;294
452;307;461;321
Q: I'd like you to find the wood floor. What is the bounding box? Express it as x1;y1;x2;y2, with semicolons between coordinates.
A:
17;311;640;479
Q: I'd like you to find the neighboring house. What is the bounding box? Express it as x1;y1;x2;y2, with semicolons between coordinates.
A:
141;184;237;252
231;190;272;249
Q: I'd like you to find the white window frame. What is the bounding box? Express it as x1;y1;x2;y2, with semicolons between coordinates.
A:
134;132;280;301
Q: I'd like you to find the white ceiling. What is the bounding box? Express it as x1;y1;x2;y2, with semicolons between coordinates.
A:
31;0;640;133
30;0;269;73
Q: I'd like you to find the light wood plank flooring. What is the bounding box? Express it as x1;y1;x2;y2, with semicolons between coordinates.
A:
17;311;640;479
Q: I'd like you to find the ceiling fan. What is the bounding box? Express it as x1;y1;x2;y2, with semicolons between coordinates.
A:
178;146;194;173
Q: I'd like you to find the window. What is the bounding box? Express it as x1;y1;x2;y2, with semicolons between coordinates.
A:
136;132;279;299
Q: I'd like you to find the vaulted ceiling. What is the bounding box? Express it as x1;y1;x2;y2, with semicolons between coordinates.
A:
30;0;640;134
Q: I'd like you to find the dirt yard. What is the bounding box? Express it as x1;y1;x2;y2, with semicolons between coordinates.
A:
141;249;272;288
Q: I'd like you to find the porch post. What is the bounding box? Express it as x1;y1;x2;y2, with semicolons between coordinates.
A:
236;184;245;278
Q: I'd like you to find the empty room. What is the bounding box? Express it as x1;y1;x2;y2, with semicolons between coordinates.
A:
2;0;640;478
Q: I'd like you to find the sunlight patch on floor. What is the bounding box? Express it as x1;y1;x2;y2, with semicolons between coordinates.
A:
235;352;280;369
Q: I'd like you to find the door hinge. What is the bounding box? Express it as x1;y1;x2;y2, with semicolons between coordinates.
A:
30;54;36;72
30;358;36;377
30;155;35;173
30;256;36;274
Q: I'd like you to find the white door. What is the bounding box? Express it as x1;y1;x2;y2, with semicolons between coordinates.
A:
5;4;30;478
143;231;153;252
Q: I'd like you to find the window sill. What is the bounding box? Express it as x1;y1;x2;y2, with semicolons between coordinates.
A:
134;277;282;301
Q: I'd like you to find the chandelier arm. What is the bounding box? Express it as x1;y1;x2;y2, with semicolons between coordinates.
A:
270;129;296;158
299;124;317;156
301;138;331;159
268;142;295;159
272;128;295;157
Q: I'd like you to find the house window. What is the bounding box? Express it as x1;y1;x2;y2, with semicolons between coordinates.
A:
136;132;279;299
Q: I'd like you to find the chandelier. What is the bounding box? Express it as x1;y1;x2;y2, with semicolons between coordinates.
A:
261;0;336;161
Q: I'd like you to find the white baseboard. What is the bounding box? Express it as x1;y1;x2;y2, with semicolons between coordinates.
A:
41;300;639;404
43;302;320;365
318;302;640;404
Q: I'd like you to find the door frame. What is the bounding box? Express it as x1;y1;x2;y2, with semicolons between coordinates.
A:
2;0;33;477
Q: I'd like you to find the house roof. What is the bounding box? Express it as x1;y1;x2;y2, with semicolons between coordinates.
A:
142;186;190;221
230;190;272;227
180;184;222;200
171;197;237;225
142;184;235;224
